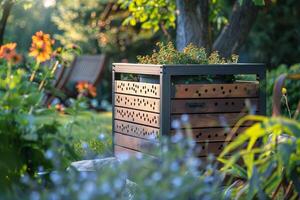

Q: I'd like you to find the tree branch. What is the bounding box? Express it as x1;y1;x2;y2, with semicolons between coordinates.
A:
213;0;259;58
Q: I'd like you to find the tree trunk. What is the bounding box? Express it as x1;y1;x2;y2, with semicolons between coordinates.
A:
213;0;259;58
0;0;14;45
176;0;209;51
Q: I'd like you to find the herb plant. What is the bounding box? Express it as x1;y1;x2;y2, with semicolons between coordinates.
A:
137;42;239;65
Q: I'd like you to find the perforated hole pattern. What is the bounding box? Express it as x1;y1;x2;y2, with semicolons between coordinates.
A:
115;94;160;112
174;83;259;98
115;120;159;140
115;107;160;127
115;81;160;98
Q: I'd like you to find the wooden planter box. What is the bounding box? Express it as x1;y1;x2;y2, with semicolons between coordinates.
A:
112;63;266;158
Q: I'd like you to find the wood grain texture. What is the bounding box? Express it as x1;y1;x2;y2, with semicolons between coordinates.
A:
170;127;248;142
173;82;259;99
114;133;159;155
115;120;159;140
115;93;160;113
171;98;258;114
171;113;251;128
113;63;162;75
115;107;160;127
115;80;160;98
114;145;156;159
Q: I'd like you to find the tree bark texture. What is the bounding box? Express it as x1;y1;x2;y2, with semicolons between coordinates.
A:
0;0;13;45
213;0;259;58
176;0;259;58
176;0;209;51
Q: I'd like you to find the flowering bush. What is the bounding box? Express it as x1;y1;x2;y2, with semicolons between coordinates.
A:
0;31;80;192
11;136;223;200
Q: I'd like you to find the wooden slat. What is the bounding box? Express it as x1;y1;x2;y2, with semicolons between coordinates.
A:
115;94;160;112
114;133;159;155
195;142;229;157
115;80;160;98
115;120;159;140
171;98;258;114
113;63;162;75
173;82;259;99
114;145;156;159
170;127;248;142
115;145;142;157
171;113;251;128
115;107;160;127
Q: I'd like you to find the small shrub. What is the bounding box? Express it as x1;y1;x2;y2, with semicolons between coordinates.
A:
137;42;239;65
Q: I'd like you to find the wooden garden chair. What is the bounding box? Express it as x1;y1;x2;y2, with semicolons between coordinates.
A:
45;54;107;105
272;73;300;118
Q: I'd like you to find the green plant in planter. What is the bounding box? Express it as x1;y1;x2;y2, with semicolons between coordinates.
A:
137;42;239;65
0;32;80;192
137;42;239;83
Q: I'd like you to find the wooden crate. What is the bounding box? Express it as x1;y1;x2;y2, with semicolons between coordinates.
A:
112;63;266;159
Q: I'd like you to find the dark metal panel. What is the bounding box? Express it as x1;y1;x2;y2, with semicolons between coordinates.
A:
257;64;267;115
113;63;162;75
160;67;171;136
112;67;115;156
163;64;265;76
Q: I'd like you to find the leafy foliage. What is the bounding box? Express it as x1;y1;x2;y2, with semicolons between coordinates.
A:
137;42;239;64
118;0;176;32
244;0;300;67
0;33;80;192
119;0;265;33
14;136;223;200
219;115;300;199
52;0;159;56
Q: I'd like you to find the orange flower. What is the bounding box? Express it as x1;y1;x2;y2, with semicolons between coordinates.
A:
0;43;22;64
76;81;97;97
32;31;53;47
88;84;97;97
55;104;65;113
29;31;54;63
11;53;22;64
0;43;17;60
76;81;89;93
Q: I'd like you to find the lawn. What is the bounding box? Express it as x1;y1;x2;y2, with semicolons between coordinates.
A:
37;111;113;159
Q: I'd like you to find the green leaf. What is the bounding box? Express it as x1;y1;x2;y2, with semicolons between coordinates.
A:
252;0;265;6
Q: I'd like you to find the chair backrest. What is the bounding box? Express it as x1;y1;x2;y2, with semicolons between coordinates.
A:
272;73;300;117
67;55;107;85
